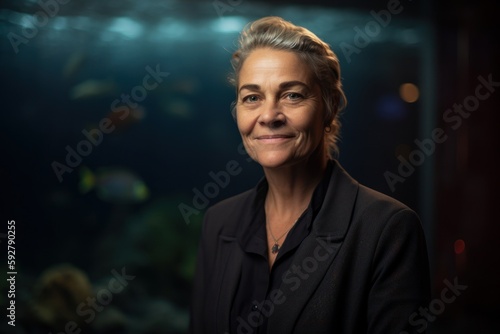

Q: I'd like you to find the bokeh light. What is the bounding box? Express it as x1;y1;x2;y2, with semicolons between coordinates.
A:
399;82;420;103
454;239;466;255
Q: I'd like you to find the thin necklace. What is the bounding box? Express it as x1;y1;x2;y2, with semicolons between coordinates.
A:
267;209;307;254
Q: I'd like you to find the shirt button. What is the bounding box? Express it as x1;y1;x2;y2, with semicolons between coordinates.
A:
251;304;259;311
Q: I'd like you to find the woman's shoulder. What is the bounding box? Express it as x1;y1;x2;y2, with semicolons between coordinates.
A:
350;183;422;238
330;160;418;220
356;183;415;214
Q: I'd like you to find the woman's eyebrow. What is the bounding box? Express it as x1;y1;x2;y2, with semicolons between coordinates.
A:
239;84;260;93
279;80;309;90
239;81;309;94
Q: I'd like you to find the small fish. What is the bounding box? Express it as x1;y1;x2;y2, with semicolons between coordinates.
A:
79;166;149;203
80;106;145;136
63;51;87;79
161;98;193;119
155;77;200;95
70;79;117;100
107;105;146;134
170;78;200;94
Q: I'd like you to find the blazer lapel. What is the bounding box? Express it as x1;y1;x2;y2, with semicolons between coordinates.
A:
268;161;360;332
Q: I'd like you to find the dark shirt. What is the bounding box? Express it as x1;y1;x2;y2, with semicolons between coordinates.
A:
230;161;333;334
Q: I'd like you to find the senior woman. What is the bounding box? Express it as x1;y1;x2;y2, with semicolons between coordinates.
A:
191;16;430;334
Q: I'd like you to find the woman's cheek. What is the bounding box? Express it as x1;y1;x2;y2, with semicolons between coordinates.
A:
237;116;255;137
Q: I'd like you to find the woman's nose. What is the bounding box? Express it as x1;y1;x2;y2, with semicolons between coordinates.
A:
258;101;286;128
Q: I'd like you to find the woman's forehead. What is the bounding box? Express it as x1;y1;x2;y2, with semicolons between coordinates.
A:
238;48;314;88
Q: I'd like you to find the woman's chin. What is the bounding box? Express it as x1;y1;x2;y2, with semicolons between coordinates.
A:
254;152;297;169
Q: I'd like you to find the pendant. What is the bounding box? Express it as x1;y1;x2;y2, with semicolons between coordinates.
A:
271;243;279;254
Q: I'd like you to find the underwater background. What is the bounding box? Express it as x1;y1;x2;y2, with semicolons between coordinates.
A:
1;0;499;333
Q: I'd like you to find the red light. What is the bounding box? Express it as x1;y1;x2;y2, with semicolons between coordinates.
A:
454;239;465;255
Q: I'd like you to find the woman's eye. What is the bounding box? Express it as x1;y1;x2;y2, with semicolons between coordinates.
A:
285;92;303;100
242;95;260;103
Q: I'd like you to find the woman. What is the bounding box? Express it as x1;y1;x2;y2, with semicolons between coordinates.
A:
191;16;430;334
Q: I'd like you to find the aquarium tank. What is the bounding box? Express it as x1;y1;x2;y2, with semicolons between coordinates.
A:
0;0;435;332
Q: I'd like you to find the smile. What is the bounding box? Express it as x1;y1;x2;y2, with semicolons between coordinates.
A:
255;134;294;143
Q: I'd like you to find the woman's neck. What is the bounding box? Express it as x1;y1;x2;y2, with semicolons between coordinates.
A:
263;150;328;220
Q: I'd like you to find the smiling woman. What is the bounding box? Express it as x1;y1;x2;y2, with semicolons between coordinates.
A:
236;48;325;170
190;16;430;334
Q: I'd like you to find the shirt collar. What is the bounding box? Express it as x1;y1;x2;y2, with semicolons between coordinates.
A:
237;160;334;255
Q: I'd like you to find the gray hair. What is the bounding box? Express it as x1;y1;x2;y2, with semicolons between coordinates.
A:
228;16;347;158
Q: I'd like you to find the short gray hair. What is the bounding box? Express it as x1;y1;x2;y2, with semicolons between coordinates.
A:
228;16;347;158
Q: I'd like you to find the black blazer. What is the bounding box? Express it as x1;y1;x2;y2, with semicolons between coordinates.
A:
191;160;430;334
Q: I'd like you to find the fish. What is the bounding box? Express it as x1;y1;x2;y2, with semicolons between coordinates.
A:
80;106;145;137
169;77;200;94
154;77;200;95
79;166;149;203
161;98;193;119
63;51;87;79
107;105;146;134
70;79;117;100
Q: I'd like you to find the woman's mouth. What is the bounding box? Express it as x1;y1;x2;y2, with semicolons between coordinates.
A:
255;134;294;143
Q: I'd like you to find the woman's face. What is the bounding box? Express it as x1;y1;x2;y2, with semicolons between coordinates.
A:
236;48;325;169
